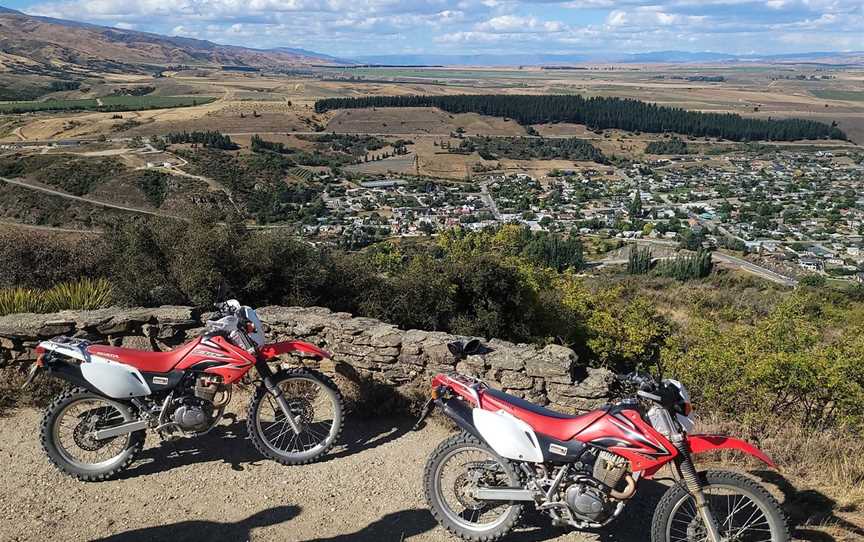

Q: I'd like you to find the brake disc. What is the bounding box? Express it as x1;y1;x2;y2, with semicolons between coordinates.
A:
73;416;112;451
453;472;486;511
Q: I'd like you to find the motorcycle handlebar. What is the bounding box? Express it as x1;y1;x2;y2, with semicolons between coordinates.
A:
616;371;658;393
213;301;241;317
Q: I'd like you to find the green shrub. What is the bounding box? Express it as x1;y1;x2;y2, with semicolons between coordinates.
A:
664;293;864;430
0;279;112;315
43;278;113;311
0;287;47;315
0;230;111;289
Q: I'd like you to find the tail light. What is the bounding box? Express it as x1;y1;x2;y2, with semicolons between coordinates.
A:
35;345;46;367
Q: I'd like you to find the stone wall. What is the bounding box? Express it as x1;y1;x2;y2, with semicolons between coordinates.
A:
0;305;613;412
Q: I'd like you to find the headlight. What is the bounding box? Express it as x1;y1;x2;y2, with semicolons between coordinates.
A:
664;378;693;416
665;379;695;433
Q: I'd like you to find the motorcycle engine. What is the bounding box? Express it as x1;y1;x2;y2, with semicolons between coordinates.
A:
593;450;628;489
172;397;213;432
565;484;608;522
564;451;629;523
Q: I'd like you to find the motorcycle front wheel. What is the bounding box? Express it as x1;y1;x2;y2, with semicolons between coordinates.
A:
247;368;344;465
651;470;790;542
40;388;145;481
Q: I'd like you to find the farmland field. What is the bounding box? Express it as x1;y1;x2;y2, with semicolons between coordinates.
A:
0;96;216;113
811;89;864;102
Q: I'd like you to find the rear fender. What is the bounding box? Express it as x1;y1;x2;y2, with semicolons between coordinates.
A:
259;340;331;360
687;434;776;469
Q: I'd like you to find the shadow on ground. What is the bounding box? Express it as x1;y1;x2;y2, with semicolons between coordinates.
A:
118;413;412;479
754;470;864;542
302;509;437;541
90;505;301;542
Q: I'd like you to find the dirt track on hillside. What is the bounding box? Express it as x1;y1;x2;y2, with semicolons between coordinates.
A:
0;407;855;541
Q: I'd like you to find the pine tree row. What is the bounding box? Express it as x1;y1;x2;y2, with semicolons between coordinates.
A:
315;95;846;142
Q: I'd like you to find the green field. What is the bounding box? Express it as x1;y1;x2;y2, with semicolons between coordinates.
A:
811;89;864;102
0;95;216;114
319;67;550;80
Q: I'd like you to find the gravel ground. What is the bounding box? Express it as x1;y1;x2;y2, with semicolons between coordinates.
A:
0;405;849;542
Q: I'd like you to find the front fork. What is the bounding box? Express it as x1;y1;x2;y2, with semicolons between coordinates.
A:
255;361;302;436
672;437;723;542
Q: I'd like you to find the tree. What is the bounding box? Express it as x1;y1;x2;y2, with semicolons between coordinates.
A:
418;222;435;236
679;229;704;251
656;249;713;281
628;246;653;275
799;274;826;288
629;189;642;219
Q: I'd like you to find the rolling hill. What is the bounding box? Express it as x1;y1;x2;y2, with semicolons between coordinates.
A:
0;5;340;79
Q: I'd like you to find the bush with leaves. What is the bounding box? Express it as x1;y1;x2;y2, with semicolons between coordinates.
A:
0;230;111;289
664;293;864;430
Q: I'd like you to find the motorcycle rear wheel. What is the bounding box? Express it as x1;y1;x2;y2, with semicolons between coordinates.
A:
651;470;790;542
424;432;523;542
40;388;144;481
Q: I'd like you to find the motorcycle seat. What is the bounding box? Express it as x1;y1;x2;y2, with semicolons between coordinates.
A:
480;387;606;442
87;341;198;374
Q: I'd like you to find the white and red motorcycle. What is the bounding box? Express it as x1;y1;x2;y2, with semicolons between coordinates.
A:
416;365;789;542
25;300;344;481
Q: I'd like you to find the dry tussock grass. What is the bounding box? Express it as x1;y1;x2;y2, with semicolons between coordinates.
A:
695;416;864;540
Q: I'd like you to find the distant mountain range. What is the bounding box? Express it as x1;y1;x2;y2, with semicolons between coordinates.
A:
353;51;864;67
0;6;343;77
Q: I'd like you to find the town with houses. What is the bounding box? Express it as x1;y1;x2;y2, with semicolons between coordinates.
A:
3;136;863;286
314;146;864;286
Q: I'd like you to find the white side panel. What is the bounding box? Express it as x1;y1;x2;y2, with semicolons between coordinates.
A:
81;357;151;398
473;408;544;463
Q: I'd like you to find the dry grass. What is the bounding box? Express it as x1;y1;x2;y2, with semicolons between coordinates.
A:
694;416;864;540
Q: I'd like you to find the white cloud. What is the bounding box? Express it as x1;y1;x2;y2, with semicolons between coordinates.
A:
475;15;564;33
20;0;864;55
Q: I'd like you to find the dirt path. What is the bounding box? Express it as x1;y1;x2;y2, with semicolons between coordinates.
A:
0;407;855;542
0;176;184;221
0;407;660;542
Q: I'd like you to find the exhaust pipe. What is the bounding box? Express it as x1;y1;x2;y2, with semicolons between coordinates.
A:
441;397;483;440
610;474;637;500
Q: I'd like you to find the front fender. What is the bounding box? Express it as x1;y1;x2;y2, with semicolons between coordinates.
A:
687;434;776;469
260;340;331;360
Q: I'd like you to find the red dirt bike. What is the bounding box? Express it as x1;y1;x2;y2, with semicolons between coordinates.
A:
25;300;344;481
416;369;789;542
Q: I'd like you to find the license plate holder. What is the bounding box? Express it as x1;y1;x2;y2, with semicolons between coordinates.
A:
21;363;41;389
413;398;436;430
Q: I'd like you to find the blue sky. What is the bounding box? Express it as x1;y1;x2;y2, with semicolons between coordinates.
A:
6;0;863;57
